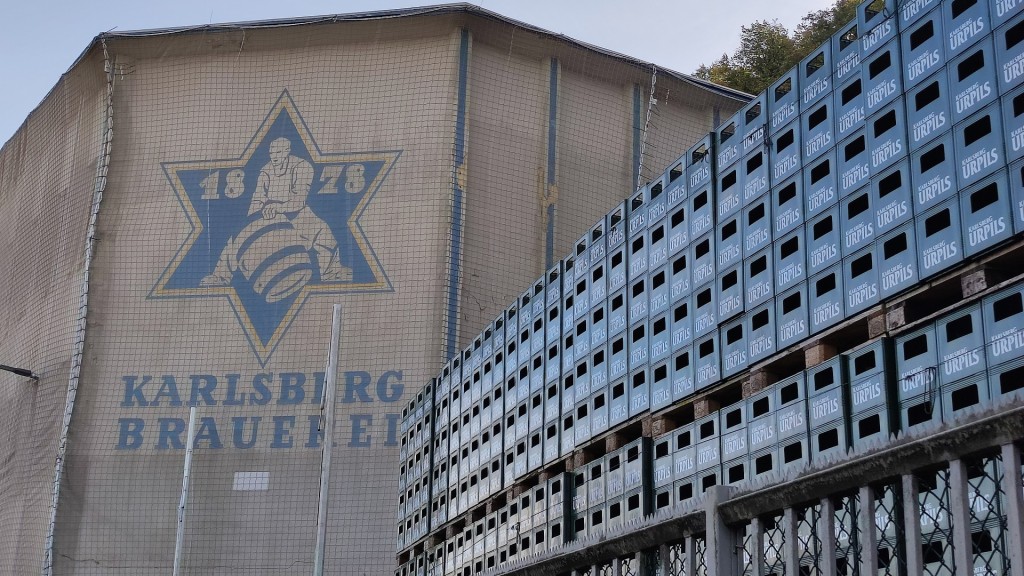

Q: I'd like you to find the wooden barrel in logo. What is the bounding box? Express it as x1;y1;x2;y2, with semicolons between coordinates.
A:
234;215;314;303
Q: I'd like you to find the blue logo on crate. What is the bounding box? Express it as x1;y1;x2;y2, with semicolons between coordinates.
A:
152;91;400;364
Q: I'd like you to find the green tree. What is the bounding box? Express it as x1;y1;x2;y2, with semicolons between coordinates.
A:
695;0;860;95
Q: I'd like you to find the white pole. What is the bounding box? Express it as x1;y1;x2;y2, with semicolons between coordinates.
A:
173;406;198;576
314;304;342;576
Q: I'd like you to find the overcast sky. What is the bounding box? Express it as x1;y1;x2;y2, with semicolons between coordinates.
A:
1;0;830;145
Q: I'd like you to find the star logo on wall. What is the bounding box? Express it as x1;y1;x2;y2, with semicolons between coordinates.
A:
151;91;400;365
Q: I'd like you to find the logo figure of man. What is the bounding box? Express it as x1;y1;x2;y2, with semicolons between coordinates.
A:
201;137;352;292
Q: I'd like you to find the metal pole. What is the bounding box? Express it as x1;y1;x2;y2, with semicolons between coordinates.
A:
314;304;343;576
173;406;198;576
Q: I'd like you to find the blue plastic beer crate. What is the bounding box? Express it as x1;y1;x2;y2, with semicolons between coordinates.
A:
774;178;804;238
873;159;914;236
863;38;903;114
561;371;577;416
770;67;801;135
776;227;808;292
628;187;647;241
982;282;1024;365
803;44;834;107
717;113;742;172
809;265;844;334
591;386;610;435
877;222;919;298
649;266;669;318
607;218;627;296
911;130;956;211
546;305;562;350
778;404;810;444
591;303;608;350
847;338;895;410
843;247;881;316
648;179;667;228
1003;83;1024;163
901;6;947;88
609;290;627;338
841;187;875;256
718;215;743;271
954;99;1006;190
747;388;777;444
696;441;721;477
896;325;938;400
961;170;1014;256
609;333;628;382
810;418;850;464
721;317;748;378
628;276;649;327
944;0;990;59
718;266;744;322
742;147;770;207
667;204;688;258
651;313;670;364
805;149;839;219
950;36;998;124
989;355;1024;402
838;128;871;195
833;21;862;83
936;303;987;383
670;299;693;352
544;421;560;464
996;11;1024;94
745;248;775;308
992;0;1024;27
1012;158;1024;232
777;282;810;349
628;367;650;417
575;357;592;405
771;120;802;185
941;371;990;420
687;135;714;197
653;435;674;488
650;361;671;411
609;379;629;427
669;252;691;305
907;72;952;151
665;156;687;209
747;303;777;364
691;232;716;288
741;92;769;157
694;330;722;391
858;0;898;58
808;355;846;394
916;196;964;279
672;346;695;401
628;231;649;281
689;185;715;239
808;206;842;275
802;97;836;164
718;164;742;221
836;73;866;141
693;284;717;338
809;386;846;431
743;194;772;257
867;97;908;173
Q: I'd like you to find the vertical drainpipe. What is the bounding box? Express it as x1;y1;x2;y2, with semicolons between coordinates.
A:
543;58;560;271
445;28;470;360
42;38;114;576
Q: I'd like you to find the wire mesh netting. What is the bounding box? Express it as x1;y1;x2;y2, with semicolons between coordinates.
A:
917;467;955;576
692;536;707;576
0;6;740;576
873;482;906;576
762;514;785;576
966;453;1009;575
796;502;822;573
833;492;860;576
668;540;687;576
